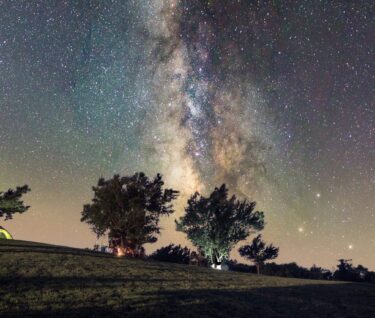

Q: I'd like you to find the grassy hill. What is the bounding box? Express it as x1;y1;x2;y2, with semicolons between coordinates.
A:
1;240;375;317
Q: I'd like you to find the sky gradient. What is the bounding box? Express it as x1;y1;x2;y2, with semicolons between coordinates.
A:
0;0;374;270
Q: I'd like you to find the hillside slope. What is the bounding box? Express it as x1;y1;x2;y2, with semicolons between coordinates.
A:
1;240;375;317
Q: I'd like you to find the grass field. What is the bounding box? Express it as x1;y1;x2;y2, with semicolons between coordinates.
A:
1;240;375;317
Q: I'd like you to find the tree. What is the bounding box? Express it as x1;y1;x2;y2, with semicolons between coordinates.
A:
333;259;357;281
176;184;264;267
333;259;372;282
149;244;191;264
81;173;178;256
0;185;30;220
355;264;369;281
239;234;279;275
309;265;332;280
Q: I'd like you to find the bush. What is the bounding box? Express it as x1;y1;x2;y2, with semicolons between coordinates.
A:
149;244;190;264
227;259;256;273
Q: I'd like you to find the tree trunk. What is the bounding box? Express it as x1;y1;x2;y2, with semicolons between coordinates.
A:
256;264;260;275
134;243;140;258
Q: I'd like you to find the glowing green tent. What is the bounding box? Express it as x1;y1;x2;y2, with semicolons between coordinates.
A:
0;226;12;239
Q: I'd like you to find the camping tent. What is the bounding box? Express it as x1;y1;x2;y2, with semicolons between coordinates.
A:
0;226;12;239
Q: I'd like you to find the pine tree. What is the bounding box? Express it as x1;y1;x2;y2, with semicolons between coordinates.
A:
0;185;30;220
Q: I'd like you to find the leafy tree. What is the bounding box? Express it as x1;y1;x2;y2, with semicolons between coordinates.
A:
355;264;369;281
239;234;279;274
81;173;178;256
0;185;30;220
176;184;264;266
149;244;191;264
367;271;375;284
333;259;374;282
333;259;357;281
309;265;332;280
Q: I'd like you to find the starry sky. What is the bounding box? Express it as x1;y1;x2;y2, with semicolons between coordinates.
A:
0;0;374;270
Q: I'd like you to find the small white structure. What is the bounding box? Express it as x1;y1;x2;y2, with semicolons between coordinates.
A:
211;263;229;271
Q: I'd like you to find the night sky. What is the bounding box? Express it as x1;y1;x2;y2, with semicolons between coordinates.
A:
1;0;374;270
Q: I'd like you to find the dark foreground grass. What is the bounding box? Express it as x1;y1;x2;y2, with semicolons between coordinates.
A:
1;240;375;317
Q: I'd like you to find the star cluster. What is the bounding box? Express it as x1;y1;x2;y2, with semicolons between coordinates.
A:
0;0;374;269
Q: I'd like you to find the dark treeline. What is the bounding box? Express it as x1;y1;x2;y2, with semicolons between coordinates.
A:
229;258;375;283
227;261;333;280
148;244;375;284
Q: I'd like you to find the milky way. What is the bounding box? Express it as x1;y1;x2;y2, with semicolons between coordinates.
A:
146;1;275;196
0;0;374;269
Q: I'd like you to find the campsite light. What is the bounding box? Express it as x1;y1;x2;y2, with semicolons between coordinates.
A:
116;247;125;257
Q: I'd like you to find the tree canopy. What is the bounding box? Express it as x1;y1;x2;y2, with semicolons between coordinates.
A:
239;234;279;274
81;173;179;255
0;185;30;220
176;184;264;265
333;259;370;282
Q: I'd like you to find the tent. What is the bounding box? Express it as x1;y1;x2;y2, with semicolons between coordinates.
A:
0;226;12;239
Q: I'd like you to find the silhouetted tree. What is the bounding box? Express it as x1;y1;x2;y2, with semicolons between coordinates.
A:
0;185;30;220
367;271;375;284
149;244;191;264
176;184;264;266
334;259;357;281
239;234;279;274
333;260;375;283
309;265;332;280
81;173;178;256
355;264;369;281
